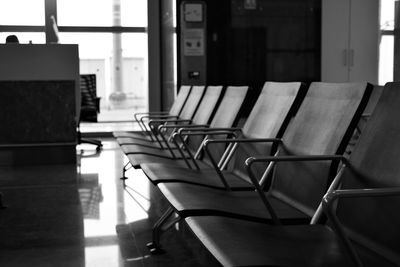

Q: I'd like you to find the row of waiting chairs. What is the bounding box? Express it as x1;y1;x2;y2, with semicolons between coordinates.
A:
113;82;399;266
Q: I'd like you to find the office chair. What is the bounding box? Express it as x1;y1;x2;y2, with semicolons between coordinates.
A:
78;74;102;151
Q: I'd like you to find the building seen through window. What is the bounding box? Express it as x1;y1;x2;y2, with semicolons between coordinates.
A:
0;0;149;121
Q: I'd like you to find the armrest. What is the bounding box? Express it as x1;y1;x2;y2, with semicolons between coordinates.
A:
134;111;168;119
176;124;210;130
198;137;282;197
178;130;239;137
179;127;242;134
135;111;168;115
321;187;400;267
204;137;282;147
141;115;179;122
148;119;191;134
140;115;179;129
243;154;347;226
323;187;400;206
245;154;347;168
136;114;176;140
157;120;197;131
245;154;347;195
150;118;192;125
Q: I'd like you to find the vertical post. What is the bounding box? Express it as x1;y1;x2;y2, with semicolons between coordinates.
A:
394;1;400;81
45;0;58;44
179;1;207;85
109;0;127;107
160;0;176;111
148;0;162;111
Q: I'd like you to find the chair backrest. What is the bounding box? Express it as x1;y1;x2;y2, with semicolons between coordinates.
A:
345;84;384;155
80;74;99;122
169;85;192;116
228;82;307;179
192;86;224;125
178;85;206;120
357;84;384;132
199;86;250;162
336;82;400;264
270;82;372;216
242;82;306;139
183;86;224;154
210;86;249;128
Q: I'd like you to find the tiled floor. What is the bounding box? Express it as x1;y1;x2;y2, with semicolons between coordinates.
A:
0;139;219;267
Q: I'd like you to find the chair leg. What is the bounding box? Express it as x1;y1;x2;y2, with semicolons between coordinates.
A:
120;162;132;187
80;138;103;151
146;207;181;254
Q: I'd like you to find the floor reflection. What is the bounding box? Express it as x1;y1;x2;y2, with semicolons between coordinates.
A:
0;139;218;267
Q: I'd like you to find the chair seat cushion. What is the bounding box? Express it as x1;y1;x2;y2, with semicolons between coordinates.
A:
126;153;194;169
121;144;168;155
116;137;165;148
185;216;350;267
141;163;253;190
158;183;308;223
113;131;150;141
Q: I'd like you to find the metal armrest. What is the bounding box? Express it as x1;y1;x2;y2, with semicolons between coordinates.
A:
179;127;242;134
197;138;282;193
157;120;196;131
204;137;282;146
203;137;282;172
169;130;239;171
179;130;239;137
245;154;347;166
150;118;192;128
243;154;347;226
137;115;180;148
175;124;210;130
136;114;175;141
140;115;178;123
140;115;179;133
134;111;168;120
134;111;168;115
245;155;347;187
158;124;210;143
324;187;400;204
321;187;400;267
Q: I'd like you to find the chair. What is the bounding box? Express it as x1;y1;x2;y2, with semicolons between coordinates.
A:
119;85;206;153
185;82;400;267
149;82;372;253
122;86;250;173
78;74;102;151
118;85;212;181
140;82;307;190
113;85;192;144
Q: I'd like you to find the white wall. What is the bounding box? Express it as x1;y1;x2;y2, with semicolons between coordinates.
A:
322;0;380;84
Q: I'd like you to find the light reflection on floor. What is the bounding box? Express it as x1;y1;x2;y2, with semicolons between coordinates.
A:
0;139;218;267
78;141;150;266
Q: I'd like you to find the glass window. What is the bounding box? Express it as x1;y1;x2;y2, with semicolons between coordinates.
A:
59;32;148;121
0;0;45;26
0;32;46;44
57;0;147;27
379;35;394;85
380;0;395;30
379;0;396;85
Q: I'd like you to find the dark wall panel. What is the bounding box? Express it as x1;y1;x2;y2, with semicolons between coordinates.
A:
0;80;76;144
186;0;321;88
